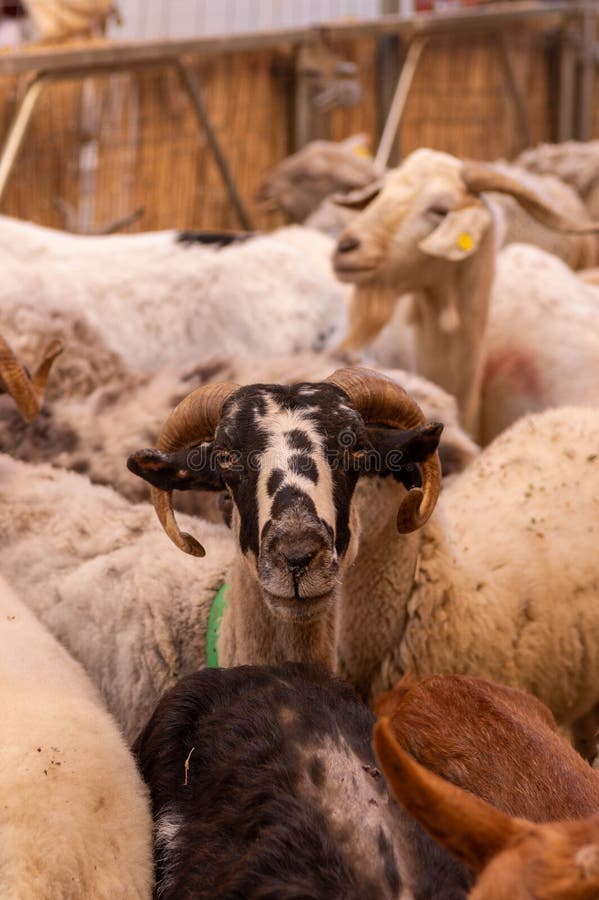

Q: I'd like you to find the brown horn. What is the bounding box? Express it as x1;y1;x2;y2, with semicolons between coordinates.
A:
462;162;599;234
150;381;240;557
0;336;63;423
326;367;441;532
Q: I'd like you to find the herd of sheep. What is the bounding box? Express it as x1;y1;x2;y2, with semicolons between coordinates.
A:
1;132;599;899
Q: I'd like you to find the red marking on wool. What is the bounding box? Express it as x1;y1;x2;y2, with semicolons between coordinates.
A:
484;350;544;402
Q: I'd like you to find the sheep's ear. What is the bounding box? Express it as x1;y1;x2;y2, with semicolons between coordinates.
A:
418;203;492;261
331;179;384;210
373;718;528;873
362;422;442;488
127;444;224;492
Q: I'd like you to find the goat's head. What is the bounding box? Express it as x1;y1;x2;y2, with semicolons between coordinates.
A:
128;368;442;620
374;718;599;900
333;148;599;292
256;135;377;223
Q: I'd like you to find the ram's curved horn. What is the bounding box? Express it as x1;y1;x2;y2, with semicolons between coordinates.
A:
0;336;63;423
326;367;441;532
462;162;599;234
149;381;240;557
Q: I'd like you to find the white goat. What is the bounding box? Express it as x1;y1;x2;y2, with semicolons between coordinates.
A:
258;136;595;266
334;148;599;442
0;575;152;899
0;217;348;372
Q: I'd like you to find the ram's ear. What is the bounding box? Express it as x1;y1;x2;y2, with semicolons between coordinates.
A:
127;443;223;492
362;422;443;488
418;203;492;261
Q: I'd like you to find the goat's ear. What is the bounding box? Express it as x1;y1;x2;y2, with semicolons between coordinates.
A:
373;718;528;873
127;444;224;492
331;179;384;210
362;422;442;488
341;133;372;157
418;203;492;261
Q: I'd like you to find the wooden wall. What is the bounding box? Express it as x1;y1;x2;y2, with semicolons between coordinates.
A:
0;23;570;233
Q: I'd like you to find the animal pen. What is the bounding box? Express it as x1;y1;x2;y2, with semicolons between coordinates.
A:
0;1;596;233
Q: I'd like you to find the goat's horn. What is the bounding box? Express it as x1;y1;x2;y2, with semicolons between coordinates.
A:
326;367;441;532
0;336;63;423
150;381;240;557
462;162;599;234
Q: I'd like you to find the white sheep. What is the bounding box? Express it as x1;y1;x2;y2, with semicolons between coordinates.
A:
334;148;599;442
0;217;348;372
516;139;599;220
0;454;233;741
0;574;152;898
337;398;599;754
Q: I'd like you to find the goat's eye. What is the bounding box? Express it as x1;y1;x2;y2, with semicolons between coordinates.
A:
427;206;449;222
215;449;234;469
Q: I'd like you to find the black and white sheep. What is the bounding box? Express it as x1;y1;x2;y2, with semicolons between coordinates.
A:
134;662;467;899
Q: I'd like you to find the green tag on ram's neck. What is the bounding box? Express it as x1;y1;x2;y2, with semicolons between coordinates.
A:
206;584;228;668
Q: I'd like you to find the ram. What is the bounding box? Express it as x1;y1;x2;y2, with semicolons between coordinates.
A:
334;148;599;441
0;369;442;741
129;370;599;754
0;574;152;899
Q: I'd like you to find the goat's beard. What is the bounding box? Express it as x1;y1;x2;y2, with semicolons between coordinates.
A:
340;281;400;350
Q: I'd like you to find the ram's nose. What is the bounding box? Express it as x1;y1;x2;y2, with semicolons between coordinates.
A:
279;537;323;576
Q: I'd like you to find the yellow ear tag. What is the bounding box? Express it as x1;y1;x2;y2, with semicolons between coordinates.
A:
353;145;371;158
457;232;474;252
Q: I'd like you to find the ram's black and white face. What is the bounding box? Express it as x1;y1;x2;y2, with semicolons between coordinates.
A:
209;383;370;617
130;381;441;621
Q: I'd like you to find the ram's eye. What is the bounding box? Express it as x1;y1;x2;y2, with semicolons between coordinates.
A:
215;449;235;469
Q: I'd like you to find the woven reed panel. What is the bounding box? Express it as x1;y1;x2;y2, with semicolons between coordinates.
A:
0;29;553;233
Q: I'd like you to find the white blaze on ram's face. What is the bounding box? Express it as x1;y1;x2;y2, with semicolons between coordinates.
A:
256;391;337;552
